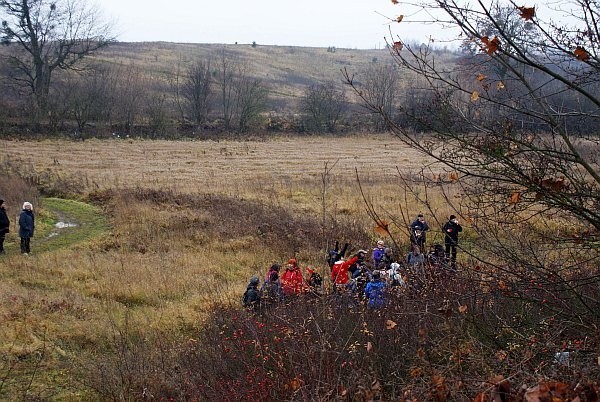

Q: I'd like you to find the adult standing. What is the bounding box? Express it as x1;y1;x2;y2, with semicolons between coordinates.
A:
19;202;35;255
0;199;10;254
410;213;429;251
442;214;462;269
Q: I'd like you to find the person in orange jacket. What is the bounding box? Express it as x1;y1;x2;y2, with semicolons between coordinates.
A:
330;250;366;286
281;258;305;295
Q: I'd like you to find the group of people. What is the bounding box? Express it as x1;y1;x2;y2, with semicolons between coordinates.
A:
0;200;36;256
243;213;463;310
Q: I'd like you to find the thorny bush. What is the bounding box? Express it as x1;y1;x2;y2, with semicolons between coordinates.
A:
81;270;599;401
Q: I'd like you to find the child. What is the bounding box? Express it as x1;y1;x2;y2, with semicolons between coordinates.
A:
242;276;261;310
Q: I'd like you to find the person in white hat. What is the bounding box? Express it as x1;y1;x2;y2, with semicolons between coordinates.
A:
18;202;35;255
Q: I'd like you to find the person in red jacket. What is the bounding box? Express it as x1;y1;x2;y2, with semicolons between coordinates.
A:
281;258;305;295
330;250;366;287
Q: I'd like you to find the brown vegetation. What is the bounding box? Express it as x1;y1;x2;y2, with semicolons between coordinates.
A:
0;137;597;400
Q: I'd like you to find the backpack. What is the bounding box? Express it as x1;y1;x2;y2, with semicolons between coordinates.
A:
308;272;323;288
243;286;261;308
365;281;385;308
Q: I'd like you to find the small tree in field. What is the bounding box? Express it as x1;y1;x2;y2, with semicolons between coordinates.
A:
181;59;213;126
0;0;113;113
355;63;398;131
301;80;347;133
347;0;599;326
216;48;268;132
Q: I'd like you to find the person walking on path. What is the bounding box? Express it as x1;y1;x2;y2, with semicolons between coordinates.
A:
442;214;462;269
0;199;10;255
18;202;35;255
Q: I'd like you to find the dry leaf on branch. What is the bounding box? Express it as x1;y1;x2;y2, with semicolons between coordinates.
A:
393;41;404;51
409;366;423;377
508;191;521;205
517;6;535;20
396;15;404;23
374;220;389;236
481;36;500;54
471;90;480;102
574;46;590;61
386;319;397;329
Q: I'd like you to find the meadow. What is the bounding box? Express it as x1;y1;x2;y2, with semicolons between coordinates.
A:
0;136;438;398
0;137;596;400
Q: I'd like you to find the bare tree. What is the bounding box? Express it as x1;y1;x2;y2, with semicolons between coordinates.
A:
216;48;268;132
112;64;146;134
0;0;113;112
356;63;398;131
181;59;213;125
346;0;600;322
301;80;347;133
234;74;268;133
216;48;237;130
65;65;114;131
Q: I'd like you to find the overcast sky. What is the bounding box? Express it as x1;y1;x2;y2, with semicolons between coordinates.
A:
97;0;449;49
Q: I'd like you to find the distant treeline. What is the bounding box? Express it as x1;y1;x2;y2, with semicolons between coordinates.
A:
0;42;596;139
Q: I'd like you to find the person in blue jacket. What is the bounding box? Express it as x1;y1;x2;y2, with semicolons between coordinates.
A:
18;202;35;255
365;270;385;308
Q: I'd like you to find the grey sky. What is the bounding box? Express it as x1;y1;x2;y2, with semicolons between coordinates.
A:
97;0;443;49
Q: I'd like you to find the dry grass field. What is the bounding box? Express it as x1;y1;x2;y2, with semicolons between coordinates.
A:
1;137;597;400
0;135;457;399
1;136;446;215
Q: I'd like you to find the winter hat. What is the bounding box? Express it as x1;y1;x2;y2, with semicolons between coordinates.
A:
270;263;280;272
357;249;368;255
376;240;384;246
288;258;297;265
249;276;260;286
449;214;456;220
23;202;33;210
417;213;424;218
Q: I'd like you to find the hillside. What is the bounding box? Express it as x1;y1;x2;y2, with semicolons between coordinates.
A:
93;42;399;105
0;41;459;136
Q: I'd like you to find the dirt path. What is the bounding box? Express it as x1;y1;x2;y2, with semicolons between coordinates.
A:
33;198;108;253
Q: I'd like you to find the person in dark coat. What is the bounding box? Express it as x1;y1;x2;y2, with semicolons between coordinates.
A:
18;202;35;255
410;213;430;251
0;199;10;255
242;276;262;311
442;214;462;269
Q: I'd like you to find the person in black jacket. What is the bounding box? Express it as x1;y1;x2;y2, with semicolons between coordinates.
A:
410;213;429;251
442;214;462;269
0;199;10;255
18;202;35;255
242;276;261;311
